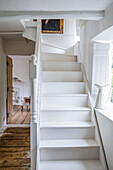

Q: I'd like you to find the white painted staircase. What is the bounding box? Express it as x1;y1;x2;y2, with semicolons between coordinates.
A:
39;53;105;170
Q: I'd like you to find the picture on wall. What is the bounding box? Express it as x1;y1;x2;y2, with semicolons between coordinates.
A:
42;19;63;34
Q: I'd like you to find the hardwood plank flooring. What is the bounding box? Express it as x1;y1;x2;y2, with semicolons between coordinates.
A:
8;106;30;124
0;127;30;169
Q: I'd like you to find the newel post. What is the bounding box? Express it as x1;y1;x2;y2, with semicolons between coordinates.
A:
30;54;38;170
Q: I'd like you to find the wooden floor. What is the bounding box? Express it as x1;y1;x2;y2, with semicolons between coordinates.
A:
8;106;31;124
0;127;30;169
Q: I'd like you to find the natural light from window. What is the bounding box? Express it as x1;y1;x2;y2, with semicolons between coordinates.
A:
110;43;113;103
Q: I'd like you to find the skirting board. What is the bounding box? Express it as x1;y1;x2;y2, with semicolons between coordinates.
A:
0;125;6;136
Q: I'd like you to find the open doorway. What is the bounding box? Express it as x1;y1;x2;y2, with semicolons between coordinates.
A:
7;55;31;124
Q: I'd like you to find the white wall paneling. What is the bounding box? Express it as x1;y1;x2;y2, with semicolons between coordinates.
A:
92;43;110;95
95;109;113;170
80;2;113;94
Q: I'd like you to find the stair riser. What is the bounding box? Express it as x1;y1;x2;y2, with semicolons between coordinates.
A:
42;62;81;71
40;160;105;170
40;127;95;140
41;53;77;62
41;96;88;108
40;147;99;161
40;111;91;122
42;83;85;94
42;72;83;82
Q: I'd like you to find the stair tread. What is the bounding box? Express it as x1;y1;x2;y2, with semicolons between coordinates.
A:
42;82;85;84
42;52;76;57
42;61;81;71
41;106;91;111
40;121;94;128
40;53;101;167
42;94;87;97
40;139;99;148
43;71;82;73
43;61;81;64
40;160;105;170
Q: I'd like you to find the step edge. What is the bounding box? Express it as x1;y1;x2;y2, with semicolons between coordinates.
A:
40;122;94;128
42;52;77;57
42;82;85;84
41;94;88;97
43;61;81;64
41;108;91;111
42;71;82;73
40;139;99;147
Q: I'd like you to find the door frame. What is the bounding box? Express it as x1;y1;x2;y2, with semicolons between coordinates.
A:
6;56;13;124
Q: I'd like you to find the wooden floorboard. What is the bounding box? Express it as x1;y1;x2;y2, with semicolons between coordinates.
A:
0;127;31;169
8;106;30;124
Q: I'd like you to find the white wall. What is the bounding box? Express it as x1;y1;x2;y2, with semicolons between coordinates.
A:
79;2;113;94
41;44;65;54
5;39;35;55
41;19;77;55
79;2;113;169
13;59;31;101
0;37;6;129
0;0;111;11
95;110;113;170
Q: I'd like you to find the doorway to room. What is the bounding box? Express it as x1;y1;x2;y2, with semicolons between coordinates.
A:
6;55;31;124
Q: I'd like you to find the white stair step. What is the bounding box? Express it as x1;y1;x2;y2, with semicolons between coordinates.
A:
41;107;91;111
40;127;95;140
40;123;95;140
40;128;95;140
41;109;91;122
41;53;77;62
42;62;81;71
42;82;86;94
41;95;88;109
42;71;83;82
40;139;99;160
40;107;91;122
42;94;88;97
40;121;94;128
40;160;105;170
40;139;99;148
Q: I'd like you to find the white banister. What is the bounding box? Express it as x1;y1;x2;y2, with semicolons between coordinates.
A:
30;20;41;170
75;42;108;170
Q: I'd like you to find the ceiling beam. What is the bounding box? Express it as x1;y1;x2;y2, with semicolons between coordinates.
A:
0;31;23;34
0;11;104;21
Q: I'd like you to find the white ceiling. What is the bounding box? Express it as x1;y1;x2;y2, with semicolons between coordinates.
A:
92;26;113;43
0;34;23;40
0;0;112;11
0;20;25;32
0;0;112;39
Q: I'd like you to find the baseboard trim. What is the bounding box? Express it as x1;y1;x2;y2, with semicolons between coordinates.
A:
0;124;6;134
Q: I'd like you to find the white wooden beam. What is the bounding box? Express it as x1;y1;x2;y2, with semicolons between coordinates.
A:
0;11;104;21
0;31;23;34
